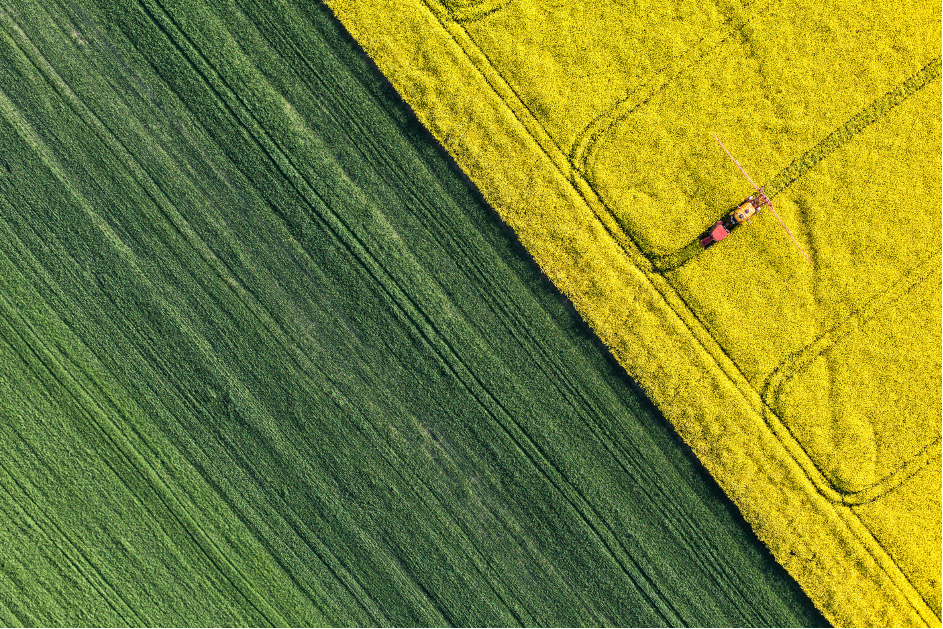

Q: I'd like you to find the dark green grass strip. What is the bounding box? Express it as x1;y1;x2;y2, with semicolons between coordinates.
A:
0;0;828;625
654;57;942;273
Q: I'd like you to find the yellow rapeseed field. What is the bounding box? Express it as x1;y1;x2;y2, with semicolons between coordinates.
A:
323;0;942;624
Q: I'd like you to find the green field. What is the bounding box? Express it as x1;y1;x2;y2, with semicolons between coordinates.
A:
0;0;827;625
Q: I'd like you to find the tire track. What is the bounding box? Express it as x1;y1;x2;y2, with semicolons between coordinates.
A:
131;0;687;620
570;0;764;175
0;72;291;626
657;56;941;272
0;9;387;623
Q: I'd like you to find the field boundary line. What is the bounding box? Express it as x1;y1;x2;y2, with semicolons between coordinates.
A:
323;0;941;622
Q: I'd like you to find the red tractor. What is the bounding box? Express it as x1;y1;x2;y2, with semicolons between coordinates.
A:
698;194;762;249
701;134;810;262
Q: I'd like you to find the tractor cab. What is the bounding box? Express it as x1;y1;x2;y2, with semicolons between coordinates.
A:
731;197;760;224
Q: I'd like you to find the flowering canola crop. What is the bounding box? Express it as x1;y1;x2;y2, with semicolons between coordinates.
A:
324;0;942;624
